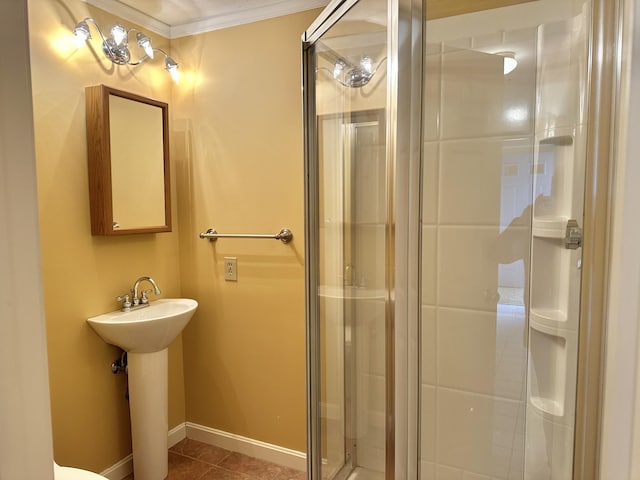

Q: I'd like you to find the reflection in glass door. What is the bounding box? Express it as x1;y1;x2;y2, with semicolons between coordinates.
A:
318;111;387;480
303;0;391;479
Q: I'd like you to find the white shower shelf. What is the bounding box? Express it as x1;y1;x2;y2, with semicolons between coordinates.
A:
532;216;568;238
530;308;568;328
528;320;579;425
530;396;564;417
528;321;573;422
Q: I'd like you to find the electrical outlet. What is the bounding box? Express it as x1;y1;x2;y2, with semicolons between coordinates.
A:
224;257;237;281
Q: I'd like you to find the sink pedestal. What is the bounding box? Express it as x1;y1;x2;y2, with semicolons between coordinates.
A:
128;349;168;480
86;299;198;480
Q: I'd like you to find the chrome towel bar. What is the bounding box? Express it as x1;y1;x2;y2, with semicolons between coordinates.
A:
199;228;293;244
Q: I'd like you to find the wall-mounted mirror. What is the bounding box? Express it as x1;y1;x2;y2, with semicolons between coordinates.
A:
85;85;171;235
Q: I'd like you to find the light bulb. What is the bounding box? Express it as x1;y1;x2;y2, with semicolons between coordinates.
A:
111;24;127;45
165;57;180;82
72;21;91;48
136;33;154;59
360;56;373;74
333;59;346;79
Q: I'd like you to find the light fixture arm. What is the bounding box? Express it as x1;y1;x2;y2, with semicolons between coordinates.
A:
83;17;107;42
126;56;150;67
154;48;171;59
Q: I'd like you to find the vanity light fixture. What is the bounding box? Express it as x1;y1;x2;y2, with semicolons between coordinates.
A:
72;18;180;81
498;51;518;75
320;55;387;88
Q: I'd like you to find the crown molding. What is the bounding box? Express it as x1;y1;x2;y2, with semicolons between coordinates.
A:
84;0;172;37
169;0;329;38
84;0;329;39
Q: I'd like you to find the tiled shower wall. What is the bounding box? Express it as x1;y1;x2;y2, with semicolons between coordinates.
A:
420;2;589;479
420;28;537;479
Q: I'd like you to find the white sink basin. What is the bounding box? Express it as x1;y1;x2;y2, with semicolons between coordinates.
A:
87;298;198;353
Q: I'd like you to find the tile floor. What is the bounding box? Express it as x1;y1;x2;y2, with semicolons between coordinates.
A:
123;438;306;480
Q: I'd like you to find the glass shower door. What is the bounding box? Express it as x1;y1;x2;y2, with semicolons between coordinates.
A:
303;0;392;478
306;0;596;478
304;0;424;475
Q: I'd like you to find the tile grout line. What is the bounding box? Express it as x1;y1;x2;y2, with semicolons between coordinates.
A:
170;448;234;467
140;439;305;480
169;447;291;480
194;464;216;480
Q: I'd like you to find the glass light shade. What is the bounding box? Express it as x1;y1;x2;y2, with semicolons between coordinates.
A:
111;24;127;45
333;59;346;79
137;33;154;59
165;57;180;82
360;56;373;74
73;21;91;47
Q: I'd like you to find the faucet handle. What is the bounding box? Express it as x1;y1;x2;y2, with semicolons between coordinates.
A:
130;287;141;306
116;294;132;310
140;289;154;304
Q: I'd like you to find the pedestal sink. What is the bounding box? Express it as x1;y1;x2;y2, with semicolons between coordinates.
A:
87;298;198;480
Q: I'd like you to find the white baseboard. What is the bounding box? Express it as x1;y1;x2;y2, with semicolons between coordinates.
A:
99;454;132;480
168;422;187;448
99;423;187;480
185;422;307;472
100;422;306;479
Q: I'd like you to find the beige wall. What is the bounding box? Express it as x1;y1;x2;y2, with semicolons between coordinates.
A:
29;0;317;470
28;0;184;473
171;10;319;452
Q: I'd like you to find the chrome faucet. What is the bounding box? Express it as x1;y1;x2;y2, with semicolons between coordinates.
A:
117;276;161;311
132;276;161;305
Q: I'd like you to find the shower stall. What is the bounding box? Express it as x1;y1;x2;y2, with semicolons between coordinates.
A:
303;0;614;479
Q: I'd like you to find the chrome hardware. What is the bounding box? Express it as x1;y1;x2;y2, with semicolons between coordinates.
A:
116;294;132;311
199;227;293;244
117;277;161;311
565;219;583;250
131;277;161;307
275;229;293;243
140;289;153;304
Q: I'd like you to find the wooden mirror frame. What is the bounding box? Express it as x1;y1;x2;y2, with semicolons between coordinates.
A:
85;84;171;235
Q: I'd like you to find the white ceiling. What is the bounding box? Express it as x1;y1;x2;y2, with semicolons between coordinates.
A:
85;0;332;38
